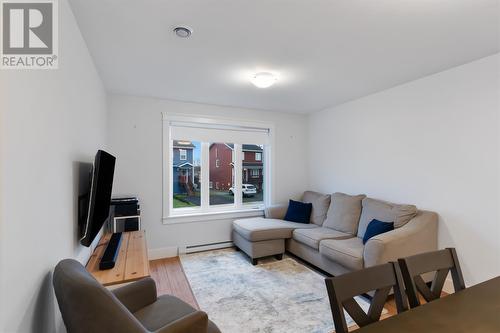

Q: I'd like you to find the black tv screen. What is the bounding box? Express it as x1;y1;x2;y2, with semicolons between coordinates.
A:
80;150;116;247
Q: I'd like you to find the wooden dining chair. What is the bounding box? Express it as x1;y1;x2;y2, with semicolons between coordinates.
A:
324;262;408;333
398;248;465;308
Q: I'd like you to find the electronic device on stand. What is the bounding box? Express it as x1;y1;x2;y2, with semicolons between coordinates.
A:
109;197;141;233
97;197;141;270
79;150;144;272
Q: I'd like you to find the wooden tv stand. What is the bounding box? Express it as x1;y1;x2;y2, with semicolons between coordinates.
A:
86;230;150;286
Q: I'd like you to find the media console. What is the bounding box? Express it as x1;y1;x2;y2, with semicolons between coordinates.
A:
86;230;150;286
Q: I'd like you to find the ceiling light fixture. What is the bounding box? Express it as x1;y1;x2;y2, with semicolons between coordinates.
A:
173;26;192;38
251;72;277;88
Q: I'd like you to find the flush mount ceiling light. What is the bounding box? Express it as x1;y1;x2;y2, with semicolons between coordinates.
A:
173;26;192;38
251;72;277;88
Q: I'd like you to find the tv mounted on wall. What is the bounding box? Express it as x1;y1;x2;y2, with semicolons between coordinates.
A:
80;150;116;247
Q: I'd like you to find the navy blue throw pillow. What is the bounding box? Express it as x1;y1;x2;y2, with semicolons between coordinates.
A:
363;219;394;244
284;200;312;224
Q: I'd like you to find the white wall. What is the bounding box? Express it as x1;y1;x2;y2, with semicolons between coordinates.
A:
0;5;496;330
0;1;108;332
107;94;308;253
308;54;500;286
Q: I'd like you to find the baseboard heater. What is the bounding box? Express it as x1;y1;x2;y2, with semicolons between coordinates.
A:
185;241;234;254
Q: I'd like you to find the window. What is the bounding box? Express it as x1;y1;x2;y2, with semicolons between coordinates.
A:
172;141;201;209
164;114;272;219
210;143;234;206
243;144;264;204
179;149;187;160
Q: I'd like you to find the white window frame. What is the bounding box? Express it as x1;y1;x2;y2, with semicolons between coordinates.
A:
179;149;187;160
162;113;275;223
255;152;262;161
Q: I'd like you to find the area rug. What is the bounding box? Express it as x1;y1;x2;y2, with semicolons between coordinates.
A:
180;248;383;333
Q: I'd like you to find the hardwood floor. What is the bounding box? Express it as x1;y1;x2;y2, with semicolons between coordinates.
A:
149;256;444;331
149;257;199;309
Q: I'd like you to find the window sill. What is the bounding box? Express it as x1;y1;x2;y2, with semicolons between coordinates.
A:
163;207;265;224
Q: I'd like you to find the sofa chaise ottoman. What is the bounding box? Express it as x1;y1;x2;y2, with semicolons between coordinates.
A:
232;191;438;277
232;217;318;265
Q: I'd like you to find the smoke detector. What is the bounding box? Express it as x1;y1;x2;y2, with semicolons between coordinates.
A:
173;26;192;38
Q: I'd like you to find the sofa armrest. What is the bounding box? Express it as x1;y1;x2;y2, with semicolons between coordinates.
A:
363;210;438;267
112;277;157;313
155;311;209;333
264;204;288;219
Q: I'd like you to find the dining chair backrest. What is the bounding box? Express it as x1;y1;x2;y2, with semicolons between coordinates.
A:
324;262;408;333
398;248;465;308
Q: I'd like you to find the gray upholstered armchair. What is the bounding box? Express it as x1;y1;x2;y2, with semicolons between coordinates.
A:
53;259;221;333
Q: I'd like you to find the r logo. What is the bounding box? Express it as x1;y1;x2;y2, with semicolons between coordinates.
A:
2;2;53;54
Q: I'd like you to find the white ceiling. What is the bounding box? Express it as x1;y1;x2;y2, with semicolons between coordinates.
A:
69;0;499;114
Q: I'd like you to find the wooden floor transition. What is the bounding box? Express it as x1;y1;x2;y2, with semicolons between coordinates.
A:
149;256;441;331
149;257;199;309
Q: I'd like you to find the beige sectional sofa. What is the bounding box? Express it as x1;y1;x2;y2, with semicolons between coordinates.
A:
232;191;438;276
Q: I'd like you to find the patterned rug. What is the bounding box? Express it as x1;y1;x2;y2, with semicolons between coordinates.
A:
180;248;381;333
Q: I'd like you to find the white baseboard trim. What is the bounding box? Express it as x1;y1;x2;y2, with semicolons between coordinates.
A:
148;241;234;260
148;246;179;260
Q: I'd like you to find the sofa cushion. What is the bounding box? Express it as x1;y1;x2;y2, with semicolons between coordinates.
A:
293;227;352;250
301;191;331;226
134;295;221;333
319;238;364;271
233;217;318;242
134;294;197;331
323;192;366;235
357;198;418;238
362;219;394;244
284;200;313;224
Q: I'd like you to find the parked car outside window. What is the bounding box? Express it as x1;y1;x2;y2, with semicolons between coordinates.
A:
229;184;257;197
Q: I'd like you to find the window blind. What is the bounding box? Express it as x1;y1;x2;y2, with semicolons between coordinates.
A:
169;121;270;145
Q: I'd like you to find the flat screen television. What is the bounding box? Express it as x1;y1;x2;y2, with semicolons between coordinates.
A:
80;150;116;247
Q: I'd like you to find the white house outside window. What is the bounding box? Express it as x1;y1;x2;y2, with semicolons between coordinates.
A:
163;114;273;220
